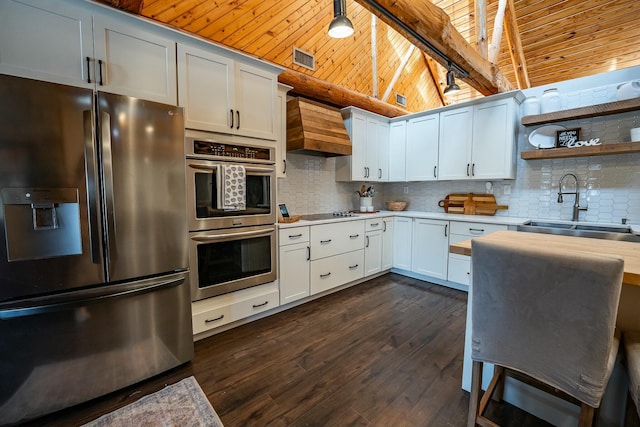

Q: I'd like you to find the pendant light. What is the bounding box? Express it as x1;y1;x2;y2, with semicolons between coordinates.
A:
443;62;461;94
328;0;354;38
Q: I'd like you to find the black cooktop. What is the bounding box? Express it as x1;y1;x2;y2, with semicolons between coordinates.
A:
300;212;358;221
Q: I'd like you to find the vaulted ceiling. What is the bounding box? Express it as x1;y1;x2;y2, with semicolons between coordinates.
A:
105;0;640;115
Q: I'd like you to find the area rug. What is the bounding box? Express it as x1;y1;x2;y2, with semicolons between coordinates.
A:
82;376;224;427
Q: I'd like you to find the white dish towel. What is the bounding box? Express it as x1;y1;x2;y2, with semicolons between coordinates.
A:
220;164;246;211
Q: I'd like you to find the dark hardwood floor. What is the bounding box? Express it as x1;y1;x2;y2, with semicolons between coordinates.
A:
21;273;632;426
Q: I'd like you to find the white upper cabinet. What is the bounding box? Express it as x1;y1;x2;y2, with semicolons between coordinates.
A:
438;106;474;180
93;15;177;104
0;0;95;89
388;121;407;182
471;98;518;180
0;0;177;105
438;95;521;180
406;113;440;181
178;43;277;140
336;108;390;182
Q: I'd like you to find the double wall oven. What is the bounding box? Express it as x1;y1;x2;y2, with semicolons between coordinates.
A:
185;130;277;301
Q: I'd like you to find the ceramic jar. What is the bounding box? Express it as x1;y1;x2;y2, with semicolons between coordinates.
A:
540;88;561;113
522;96;540;116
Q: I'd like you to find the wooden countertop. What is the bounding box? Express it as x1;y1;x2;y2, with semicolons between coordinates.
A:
449;230;640;286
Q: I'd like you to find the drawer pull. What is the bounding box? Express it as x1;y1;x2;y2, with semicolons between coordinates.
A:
320;272;331;278
469;228;485;233
252;301;269;308
320;239;332;244
288;233;303;238
349;234;359;238
349;264;359;269
370;223;379;227
205;314;224;323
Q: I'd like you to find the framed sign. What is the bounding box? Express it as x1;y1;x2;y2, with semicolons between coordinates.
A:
556;128;581;148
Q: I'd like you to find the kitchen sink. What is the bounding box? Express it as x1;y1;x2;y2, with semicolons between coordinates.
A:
517;221;640;242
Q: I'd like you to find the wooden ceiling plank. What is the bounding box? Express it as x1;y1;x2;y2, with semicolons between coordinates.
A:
504;0;530;88
97;0;144;14
423;53;447;106
381;45;416;102
354;0;514;95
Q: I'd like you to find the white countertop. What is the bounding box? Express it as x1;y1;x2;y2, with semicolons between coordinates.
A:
277;210;530;228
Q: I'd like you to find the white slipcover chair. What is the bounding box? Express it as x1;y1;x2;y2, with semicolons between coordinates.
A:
468;239;624;427
624;331;640;419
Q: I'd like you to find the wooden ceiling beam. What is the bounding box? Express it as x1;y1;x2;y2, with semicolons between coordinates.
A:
354;0;514;95
96;0;144;14
504;0;531;88
278;69;409;118
475;0;488;59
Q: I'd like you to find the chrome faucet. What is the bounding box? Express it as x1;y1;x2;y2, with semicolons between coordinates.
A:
557;173;588;221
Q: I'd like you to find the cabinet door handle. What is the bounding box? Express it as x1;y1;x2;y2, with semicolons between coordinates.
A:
466;163;470;177
306;246;310;261
383;221;387;232
349;234;359;239
86;56;92;83
252;301;268;308
444;224;448;237
349;264;359;269
366;235;370;247
378;168;382;179
283;159;287;174
236;110;240;129
472;163;475;176
433;165;437;178
288;233;303;238
320;272;331;278
205;314;224;323
230;109;234;128
97;59;104;86
469;228;485;234
320;239;332;244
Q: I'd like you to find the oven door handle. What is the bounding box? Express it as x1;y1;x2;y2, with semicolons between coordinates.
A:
191;227;276;242
188;163;220;172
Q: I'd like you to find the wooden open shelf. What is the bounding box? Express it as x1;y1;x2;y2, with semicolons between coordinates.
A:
521;97;640;126
521;141;640;160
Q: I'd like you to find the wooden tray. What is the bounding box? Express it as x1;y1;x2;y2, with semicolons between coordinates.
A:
438;193;508;216
278;215;301;223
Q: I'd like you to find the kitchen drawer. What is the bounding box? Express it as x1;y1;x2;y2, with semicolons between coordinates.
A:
450;221;507;237
365;218;384;232
310;249;364;294
448;254;471;286
310;220;365;260
192;283;279;334
279;226;309;246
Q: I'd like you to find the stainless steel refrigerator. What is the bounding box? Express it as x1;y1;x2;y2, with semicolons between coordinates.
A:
0;74;193;424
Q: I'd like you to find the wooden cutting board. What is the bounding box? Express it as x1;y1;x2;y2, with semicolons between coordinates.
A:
438;193;508;216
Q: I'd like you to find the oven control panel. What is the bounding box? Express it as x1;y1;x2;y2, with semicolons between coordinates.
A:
192;140;272;161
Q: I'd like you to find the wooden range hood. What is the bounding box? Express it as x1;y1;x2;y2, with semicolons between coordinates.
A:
286;97;352;157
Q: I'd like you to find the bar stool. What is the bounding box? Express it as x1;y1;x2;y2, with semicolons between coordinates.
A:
624;331;640;420
467;239;624;427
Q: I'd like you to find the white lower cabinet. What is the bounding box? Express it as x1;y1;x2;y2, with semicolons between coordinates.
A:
364;219;384;276
192;282;279;335
381;217;394;270
393;216;413;270
310;220;365;260
411;218;449;280
278;226;310;305
447;221;508;286
311;249;364;294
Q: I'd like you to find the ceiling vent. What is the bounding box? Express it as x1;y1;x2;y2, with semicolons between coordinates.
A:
293;47;315;71
396;93;407;107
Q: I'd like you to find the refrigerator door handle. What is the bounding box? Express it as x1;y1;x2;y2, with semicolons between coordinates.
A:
0;276;185;319
100;110;117;268
84;110;101;264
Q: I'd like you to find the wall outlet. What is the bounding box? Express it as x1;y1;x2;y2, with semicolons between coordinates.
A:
503;184;511;195
404;186;409;194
